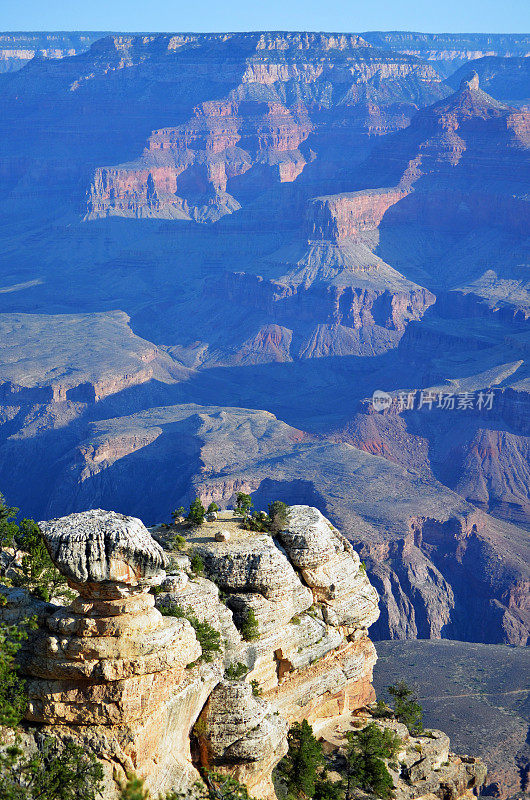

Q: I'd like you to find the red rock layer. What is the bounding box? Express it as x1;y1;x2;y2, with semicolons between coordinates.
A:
307;187;408;241
87;100;312;222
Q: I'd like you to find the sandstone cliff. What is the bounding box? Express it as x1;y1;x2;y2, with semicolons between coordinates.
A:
84;32;447;223
2;504;487;800
3;505;378;798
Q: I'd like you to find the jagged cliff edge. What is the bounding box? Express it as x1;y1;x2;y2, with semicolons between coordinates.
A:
1;505;486;799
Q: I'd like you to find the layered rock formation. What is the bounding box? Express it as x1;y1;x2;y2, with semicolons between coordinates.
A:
447;56;530;107
84;32;447;223
4;504;490;800
5;504;379;798
0;32;101;73
23;510;218;796
0;311;186;403
87;100;313;223
362;32;530;77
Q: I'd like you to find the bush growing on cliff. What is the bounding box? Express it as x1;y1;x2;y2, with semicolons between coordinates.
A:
268;501;288;532
278;719;325;800
187;498;206;526
224;661;249;680
171;533;187;552
0;737;105;800
202;772;257;800
0;603;35;728
240;608;259;641
171;506;186;523
0;608;104;800
344;723;400;800
119;772;181;799
0;493;19;547
0;494;69;603
387;681;423;735
239;498;288;534
159;603;221;662
190;552;205;576
242;511;269;532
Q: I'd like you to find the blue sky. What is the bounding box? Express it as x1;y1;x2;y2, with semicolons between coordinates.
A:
1;0;529;33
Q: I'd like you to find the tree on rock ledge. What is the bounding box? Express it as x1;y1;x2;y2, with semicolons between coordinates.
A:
278;720;327;800
344;722;400;800
388;680;423;735
187;497;206;526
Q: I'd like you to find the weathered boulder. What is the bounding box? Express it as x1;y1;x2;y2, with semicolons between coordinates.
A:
39;509;167;593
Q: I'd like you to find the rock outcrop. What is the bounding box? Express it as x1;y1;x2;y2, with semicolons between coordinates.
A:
84;32;447;223
0;311;186;404
2;503;489;800
9;504;380;799
20;510;220;797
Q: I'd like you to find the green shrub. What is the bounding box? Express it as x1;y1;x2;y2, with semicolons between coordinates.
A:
171;534;187;552
387;681;423;735
277;720;325;800
0;609;35;728
224;662;249;680
250;680;262;697
159;602;186;618
0;737;105;800
371;700;393;719
187;498;206;526
268;501;288;532
240;607;259;641
207;502;219;514
344;722;400;799
203;772;256;800
190;552;205;576
171;506;185;523
0;493;70;603
242;511;269;532
159;604;220;663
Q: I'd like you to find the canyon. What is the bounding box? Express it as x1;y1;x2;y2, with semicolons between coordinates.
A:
0;29;528;657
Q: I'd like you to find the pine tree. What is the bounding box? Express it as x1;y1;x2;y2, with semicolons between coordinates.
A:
235;493;253;516
268;501;288;532
279;720;324;799
187;498;206;525
387;681;423;734
344;723;399;800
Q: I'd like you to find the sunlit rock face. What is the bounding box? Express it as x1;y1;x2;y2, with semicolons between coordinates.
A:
9;505;380;798
23;509;218;798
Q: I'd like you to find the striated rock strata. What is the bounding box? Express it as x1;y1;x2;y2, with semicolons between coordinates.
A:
22;510;220;796
3;503;489;800
5;504;380;799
